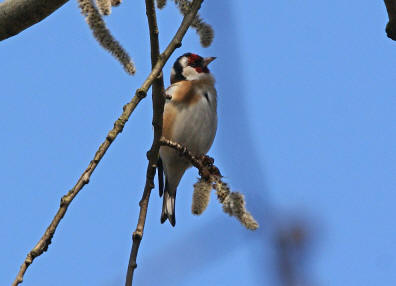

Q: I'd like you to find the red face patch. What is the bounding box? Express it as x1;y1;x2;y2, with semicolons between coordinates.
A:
187;53;201;65
194;67;209;73
187;54;209;73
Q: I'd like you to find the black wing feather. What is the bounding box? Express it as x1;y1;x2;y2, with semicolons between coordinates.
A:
158;158;164;197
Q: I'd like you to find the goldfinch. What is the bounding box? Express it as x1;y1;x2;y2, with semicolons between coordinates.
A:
158;53;217;226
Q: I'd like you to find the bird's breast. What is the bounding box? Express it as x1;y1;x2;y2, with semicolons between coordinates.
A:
170;91;217;155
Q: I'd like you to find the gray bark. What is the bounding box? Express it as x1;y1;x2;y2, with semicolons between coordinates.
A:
0;0;68;41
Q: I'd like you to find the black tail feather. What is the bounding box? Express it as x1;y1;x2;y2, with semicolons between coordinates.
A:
158;158;164;197
160;180;176;226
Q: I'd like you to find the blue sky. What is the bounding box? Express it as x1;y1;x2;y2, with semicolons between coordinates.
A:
1;1;395;285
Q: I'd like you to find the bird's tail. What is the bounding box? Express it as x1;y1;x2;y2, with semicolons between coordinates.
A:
160;180;176;226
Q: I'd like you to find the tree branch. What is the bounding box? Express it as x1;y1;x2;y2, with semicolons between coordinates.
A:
0;0;68;41
160;137;259;230
160;137;221;179
385;0;396;40
124;1;204;285
125;0;164;284
12;0;203;284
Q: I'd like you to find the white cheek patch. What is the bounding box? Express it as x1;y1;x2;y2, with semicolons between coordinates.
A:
182;66;199;80
180;57;189;67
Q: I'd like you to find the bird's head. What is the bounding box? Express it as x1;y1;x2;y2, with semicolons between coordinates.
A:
170;53;216;84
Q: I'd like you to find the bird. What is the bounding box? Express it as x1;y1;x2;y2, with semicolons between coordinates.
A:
158;52;217;226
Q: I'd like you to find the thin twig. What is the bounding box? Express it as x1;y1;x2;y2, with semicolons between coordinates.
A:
174;0;214;47
160;137;221;179
125;0;164;284
124;1;204;285
160;138;259;230
12;1;203;284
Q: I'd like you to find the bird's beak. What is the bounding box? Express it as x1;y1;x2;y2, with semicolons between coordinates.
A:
203;57;216;67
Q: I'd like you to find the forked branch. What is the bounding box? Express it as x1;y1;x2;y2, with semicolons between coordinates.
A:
12;1;203;285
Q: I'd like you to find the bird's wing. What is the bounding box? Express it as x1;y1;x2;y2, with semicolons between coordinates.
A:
165;80;201;105
157;157;164;197
159;81;193;197
163;81;196;140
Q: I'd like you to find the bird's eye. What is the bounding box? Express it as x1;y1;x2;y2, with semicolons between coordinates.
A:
189;60;198;67
189;59;202;68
